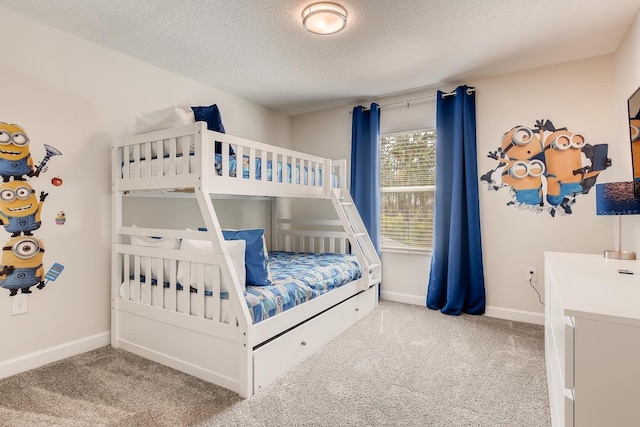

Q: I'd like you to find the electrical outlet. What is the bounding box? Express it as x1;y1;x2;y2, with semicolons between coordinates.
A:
12;294;28;315
526;267;537;282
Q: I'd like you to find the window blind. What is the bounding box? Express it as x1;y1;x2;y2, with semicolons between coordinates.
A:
380;130;436;252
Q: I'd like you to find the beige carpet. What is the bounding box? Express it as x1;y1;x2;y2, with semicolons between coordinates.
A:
0;301;550;426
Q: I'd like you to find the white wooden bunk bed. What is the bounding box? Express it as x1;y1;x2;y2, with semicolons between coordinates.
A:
111;122;381;397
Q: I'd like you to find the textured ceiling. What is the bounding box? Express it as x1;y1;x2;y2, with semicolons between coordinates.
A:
1;0;639;116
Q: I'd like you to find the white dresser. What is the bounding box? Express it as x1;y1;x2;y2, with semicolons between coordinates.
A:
545;252;640;427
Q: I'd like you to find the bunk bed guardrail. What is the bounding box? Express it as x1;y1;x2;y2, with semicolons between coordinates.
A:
114;122;336;198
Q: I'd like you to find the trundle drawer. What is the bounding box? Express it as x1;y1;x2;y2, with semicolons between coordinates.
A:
253;286;376;392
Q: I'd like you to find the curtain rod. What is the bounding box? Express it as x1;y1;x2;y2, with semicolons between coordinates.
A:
349;87;475;114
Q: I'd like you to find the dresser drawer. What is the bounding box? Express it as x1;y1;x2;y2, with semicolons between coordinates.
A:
548;280;574;389
253;286;376;392
564;388;574;427
547;330;574;427
563;316;574;388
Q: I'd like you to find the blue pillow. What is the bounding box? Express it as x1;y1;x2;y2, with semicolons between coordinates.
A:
191;104;233;155
192;104;225;133
199;228;271;286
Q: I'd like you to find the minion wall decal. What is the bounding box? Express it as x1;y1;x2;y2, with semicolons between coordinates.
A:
0;123;35;182
0;122;63;297
0;181;47;237
481;119;612;216
0;236;45;296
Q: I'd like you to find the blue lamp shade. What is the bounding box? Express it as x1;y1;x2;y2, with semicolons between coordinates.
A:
595;181;638;260
595;181;640;215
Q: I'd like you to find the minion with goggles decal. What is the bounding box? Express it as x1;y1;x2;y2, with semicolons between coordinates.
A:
500;159;546;206
0;236;45;296
498;125;544;161
482;125;546;198
543;129;586;207
0;181;47;237
544;129;610;211
0;123;34;182
483;119;611;215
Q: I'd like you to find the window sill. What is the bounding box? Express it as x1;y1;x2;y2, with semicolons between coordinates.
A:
381;248;432;255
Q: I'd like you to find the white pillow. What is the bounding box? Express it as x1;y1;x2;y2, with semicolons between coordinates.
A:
177;237;246;293
130;231;180;282
132;103;196;157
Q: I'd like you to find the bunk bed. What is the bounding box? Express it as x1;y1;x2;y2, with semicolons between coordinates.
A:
111;121;381;397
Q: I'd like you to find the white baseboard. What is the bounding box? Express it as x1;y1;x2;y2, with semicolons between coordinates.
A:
484;306;544;325
380;290;425;306
381;291;543;325
0;331;110;379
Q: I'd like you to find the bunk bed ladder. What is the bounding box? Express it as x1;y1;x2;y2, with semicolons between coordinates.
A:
331;188;381;290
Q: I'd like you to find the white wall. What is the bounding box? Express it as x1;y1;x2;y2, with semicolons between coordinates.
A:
613;10;640;252
0;9;289;374
291;57;617;323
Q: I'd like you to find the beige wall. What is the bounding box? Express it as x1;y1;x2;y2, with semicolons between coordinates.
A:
2;4;637;374
471;55;615;318
292;56;617;322
0;9;290;371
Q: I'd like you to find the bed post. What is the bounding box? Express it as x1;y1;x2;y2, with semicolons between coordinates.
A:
322;159;332;198
111;144;122;348
332;159;347;190
195;131;254;396
271;198;278;251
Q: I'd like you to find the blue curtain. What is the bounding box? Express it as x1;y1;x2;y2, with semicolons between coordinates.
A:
350;103;381;254
427;86;485;315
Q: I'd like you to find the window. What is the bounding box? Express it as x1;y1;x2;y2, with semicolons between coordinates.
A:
380;129;436;252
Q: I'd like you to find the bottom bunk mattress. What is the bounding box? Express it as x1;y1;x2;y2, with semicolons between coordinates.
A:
120;251;362;325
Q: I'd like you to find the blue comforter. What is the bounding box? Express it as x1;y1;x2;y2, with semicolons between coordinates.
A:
215;154;332;186
245;251;361;324
131;251;361;325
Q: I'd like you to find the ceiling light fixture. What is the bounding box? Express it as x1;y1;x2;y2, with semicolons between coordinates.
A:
302;2;347;35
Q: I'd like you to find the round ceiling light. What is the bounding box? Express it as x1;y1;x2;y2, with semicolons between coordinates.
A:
302;2;348;35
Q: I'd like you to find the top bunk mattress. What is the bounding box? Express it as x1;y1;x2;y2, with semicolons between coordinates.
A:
123;154;338;187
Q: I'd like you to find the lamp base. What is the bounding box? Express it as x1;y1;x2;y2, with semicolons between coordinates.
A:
603;250;637;260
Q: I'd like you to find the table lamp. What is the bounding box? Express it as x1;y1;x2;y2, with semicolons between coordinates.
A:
595;181;640;260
